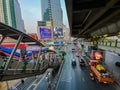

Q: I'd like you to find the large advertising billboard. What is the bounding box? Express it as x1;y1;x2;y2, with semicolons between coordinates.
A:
53;27;64;38
39;27;52;38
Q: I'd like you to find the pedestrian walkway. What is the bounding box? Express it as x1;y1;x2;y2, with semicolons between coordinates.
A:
16;77;36;90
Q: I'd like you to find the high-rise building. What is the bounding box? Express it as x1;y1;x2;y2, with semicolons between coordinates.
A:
0;0;26;32
41;0;50;21
51;0;63;29
63;27;70;42
41;0;63;29
0;0;4;23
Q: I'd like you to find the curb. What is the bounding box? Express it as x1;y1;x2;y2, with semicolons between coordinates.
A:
54;59;65;90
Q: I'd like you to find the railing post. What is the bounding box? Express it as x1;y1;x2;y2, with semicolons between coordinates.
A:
110;41;112;46
4;34;23;74
0;35;5;45
115;39;118;47
102;41;104;45
106;42;107;46
96;41;98;45
35;47;42;70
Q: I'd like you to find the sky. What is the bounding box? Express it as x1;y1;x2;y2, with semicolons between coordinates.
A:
18;0;69;33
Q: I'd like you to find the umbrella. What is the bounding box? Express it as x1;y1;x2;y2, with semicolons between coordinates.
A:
42;47;56;53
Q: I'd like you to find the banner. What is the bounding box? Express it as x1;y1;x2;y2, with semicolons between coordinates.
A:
39;27;52;38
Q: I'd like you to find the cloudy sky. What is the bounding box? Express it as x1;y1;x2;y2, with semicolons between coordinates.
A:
18;0;69;33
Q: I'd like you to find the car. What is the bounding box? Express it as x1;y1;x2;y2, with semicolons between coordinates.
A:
115;62;120;67
72;59;76;66
79;59;85;66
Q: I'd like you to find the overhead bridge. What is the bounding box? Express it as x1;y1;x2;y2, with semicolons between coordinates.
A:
65;0;120;38
0;22;59;81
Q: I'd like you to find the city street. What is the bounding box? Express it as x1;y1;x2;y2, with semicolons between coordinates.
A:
0;0;120;89
56;45;119;90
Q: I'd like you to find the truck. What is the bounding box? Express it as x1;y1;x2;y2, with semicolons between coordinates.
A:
89;60;114;83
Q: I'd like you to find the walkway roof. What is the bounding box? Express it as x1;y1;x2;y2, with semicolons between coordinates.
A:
65;0;120;38
0;22;44;46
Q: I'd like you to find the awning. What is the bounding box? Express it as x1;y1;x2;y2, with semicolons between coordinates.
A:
1;43;28;49
42;47;56;53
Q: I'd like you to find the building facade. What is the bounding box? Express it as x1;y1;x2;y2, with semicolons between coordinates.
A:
41;0;63;29
0;0;25;32
64;28;70;42
51;0;63;29
41;0;50;21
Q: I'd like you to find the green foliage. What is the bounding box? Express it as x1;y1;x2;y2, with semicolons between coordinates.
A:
59;50;66;56
99;37;115;42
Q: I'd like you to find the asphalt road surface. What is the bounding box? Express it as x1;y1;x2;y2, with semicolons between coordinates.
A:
56;44;119;90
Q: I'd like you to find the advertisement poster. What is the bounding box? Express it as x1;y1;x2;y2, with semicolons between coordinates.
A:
53;27;64;38
40;27;52;38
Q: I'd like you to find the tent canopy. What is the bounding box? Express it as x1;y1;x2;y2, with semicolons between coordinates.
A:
1;43;28;49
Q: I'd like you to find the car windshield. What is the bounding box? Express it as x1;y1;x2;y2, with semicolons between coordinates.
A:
81;59;84;62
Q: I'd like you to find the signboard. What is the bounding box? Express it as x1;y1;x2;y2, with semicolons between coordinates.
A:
26;46;40;51
39;27;52;38
54;42;59;45
54;41;64;45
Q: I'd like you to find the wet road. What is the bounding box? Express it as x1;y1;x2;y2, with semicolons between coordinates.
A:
36;78;48;90
56;45;119;90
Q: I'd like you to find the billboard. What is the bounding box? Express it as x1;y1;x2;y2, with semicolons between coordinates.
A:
53;27;64;38
39;27;52;38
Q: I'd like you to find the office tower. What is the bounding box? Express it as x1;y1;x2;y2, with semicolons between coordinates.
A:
41;0;63;29
0;0;26;32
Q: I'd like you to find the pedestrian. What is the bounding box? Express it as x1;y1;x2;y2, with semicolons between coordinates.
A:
21;79;24;84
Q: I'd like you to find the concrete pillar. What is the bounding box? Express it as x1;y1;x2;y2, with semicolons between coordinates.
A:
102;50;106;64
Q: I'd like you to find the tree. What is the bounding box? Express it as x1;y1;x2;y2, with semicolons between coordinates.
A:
59;50;66;60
